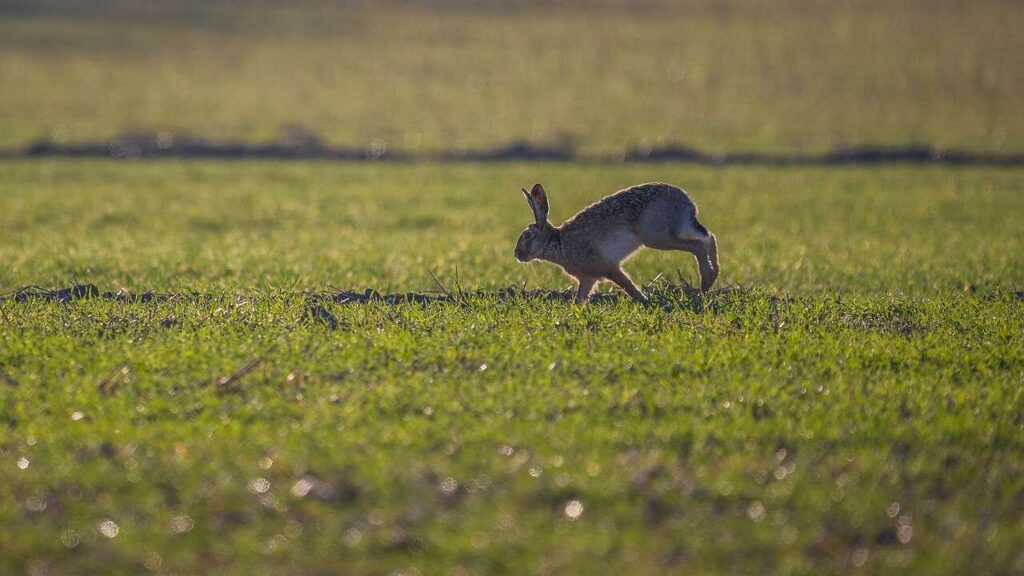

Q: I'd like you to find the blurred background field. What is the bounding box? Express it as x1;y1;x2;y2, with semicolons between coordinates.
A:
1;0;1022;155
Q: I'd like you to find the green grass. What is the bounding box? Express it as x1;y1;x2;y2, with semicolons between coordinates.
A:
1;160;1022;292
1;0;1022;154
1;160;1023;574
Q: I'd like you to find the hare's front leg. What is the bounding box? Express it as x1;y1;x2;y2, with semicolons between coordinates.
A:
574;276;598;303
605;267;648;303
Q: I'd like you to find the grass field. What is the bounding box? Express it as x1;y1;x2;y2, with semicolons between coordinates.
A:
1;160;1023;574
2;0;1024;573
2;0;1022;155
1;160;1022;292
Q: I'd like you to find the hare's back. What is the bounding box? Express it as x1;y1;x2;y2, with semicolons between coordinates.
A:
565;183;695;230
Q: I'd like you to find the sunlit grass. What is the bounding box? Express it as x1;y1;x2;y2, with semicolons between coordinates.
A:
0;159;1022;574
1;160;1021;293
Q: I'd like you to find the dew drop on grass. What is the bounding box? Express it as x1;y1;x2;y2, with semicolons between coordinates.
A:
170;515;194;534
747;501;765;521
512;451;529;468
291;477;316;498
98;519;119;538
564;500;584;520
248;477;270;494
439;477;458;495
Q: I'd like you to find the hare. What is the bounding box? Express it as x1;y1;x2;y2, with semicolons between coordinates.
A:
514;182;718;303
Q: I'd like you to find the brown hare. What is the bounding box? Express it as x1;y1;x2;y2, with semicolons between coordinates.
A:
514;183;718;303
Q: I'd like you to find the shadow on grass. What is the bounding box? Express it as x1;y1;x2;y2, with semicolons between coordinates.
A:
0;280;730;311
5;283;1012;337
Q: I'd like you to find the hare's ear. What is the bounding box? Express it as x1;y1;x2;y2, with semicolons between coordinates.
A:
521;187;537;220
521;186;545;225
529;183;549;224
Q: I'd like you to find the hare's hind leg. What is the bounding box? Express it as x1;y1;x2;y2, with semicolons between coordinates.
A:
642;227;719;292
701;232;719;290
673;216;718;291
674;237;718;292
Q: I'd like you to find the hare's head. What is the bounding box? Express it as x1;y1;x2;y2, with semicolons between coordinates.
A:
515;183;555;262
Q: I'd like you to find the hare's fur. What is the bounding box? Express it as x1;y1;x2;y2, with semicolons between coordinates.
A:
515;182;718;302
